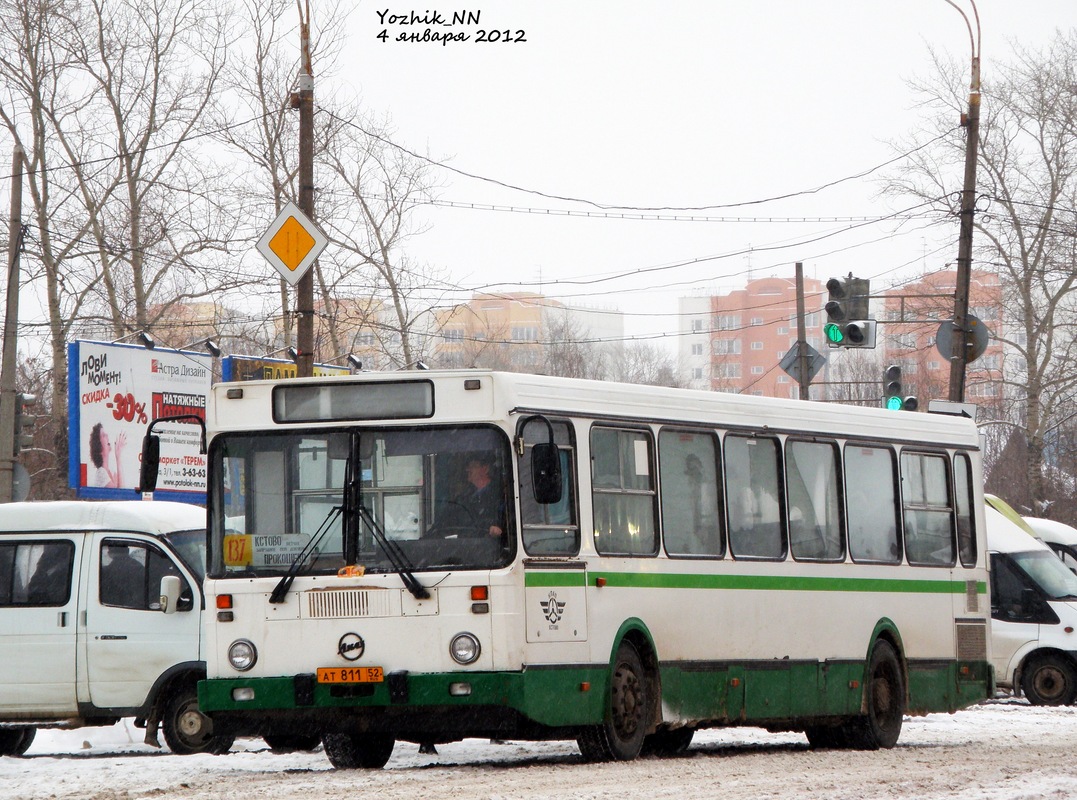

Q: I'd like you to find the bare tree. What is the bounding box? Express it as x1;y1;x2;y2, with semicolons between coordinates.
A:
889;32;1077;510
319;109;445;368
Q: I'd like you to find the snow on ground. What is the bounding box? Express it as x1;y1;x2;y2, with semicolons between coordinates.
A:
5;698;1077;800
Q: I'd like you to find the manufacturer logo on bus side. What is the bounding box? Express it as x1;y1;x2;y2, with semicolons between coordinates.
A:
541;591;566;626
337;632;366;661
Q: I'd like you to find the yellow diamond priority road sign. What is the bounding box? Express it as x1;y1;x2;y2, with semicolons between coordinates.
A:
256;201;328;286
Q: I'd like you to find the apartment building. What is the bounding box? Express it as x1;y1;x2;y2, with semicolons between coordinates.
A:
679;276;827;398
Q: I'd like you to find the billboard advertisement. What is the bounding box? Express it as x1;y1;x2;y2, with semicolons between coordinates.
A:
68;341;212;502
221;355;349;382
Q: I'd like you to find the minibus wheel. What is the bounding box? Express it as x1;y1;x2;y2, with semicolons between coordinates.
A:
1021;653;1077;706
161;686;235;755
322;732;394;768
0;727;35;757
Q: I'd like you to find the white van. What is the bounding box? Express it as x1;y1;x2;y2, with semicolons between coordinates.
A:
987;502;1077;705
0;500;232;757
1023;516;1077;574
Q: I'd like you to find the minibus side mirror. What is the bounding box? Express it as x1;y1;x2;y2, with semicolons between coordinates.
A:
160;575;182;614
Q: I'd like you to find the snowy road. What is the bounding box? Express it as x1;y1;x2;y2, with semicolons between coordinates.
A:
4;699;1076;800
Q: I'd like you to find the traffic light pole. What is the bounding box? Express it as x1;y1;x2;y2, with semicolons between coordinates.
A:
795;262;810;400
0;144;25;503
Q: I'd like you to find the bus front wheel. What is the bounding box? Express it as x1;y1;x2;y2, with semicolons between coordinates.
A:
322;732;394;769
577;641;651;761
846;640;905;750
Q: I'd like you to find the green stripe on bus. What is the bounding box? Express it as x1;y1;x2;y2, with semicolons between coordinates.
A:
525;570;987;595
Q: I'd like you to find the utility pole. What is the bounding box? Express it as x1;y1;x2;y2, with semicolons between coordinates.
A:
0;144;24;502
947;4;982;403
795;262;810;400
295;0;315;378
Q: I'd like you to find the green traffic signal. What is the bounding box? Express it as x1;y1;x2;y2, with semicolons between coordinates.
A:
824;322;844;344
885;396;903;411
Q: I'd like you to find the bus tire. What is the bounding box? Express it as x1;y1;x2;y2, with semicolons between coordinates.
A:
161;686;234;755
0;727;35;757
846;640;905;750
263;733;322;753
1021;653;1077;706
322;732;394;769
577;641;651;761
641;726;694;757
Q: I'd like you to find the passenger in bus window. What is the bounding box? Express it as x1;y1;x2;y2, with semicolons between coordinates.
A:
27;546;70;605
100;544;145;608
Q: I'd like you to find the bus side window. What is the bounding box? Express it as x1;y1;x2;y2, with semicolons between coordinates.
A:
846;445;901;564
954;452;977;567
724;434;784;560
659;429;723;558
591;427;658;557
519;418;579;556
901;452;955;567
786;439;844;561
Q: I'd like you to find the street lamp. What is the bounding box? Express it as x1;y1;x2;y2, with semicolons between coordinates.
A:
111;330;155;350
178;338;222;358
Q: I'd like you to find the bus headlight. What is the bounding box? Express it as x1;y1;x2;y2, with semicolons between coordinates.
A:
228;639;258;672
449;632;481;665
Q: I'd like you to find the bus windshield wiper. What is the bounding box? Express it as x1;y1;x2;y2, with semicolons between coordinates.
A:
269;504;344;604
355;503;429;600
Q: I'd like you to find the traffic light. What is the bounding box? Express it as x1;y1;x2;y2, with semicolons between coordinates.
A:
12;392;36;456
883;366;918;411
823;275;873;348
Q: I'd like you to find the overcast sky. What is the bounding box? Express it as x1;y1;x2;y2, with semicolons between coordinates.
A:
334;0;1072;346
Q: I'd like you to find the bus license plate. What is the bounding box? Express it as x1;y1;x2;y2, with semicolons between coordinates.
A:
317;666;384;684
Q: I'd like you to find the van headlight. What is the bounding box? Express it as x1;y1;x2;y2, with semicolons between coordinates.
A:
449;632;481;665
228;639;257;671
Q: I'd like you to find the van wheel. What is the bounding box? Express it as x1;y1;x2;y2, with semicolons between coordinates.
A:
322;732;394;768
1022;654;1077;706
161;687;234;755
577;641;652;761
264;733;322;753
0;727;35;757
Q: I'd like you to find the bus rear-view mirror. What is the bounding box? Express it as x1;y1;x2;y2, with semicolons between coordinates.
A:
138;433;161;493
531;442;562;505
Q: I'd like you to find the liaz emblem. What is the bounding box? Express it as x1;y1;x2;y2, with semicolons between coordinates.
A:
540;591;566;626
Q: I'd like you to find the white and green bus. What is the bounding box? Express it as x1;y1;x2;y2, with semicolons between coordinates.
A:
143;370;992;767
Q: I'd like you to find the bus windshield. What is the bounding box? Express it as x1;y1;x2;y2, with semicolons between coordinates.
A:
1011;549;1077;600
208;425;515;578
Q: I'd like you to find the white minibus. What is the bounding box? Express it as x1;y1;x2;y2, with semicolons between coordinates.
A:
0;501;232;756
988;503;1077;705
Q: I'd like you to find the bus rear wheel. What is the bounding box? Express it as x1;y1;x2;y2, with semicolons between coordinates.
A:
845;640;905;750
577;641;651;761
322;732;394;769
0;727;35;757
1022;654;1077;706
